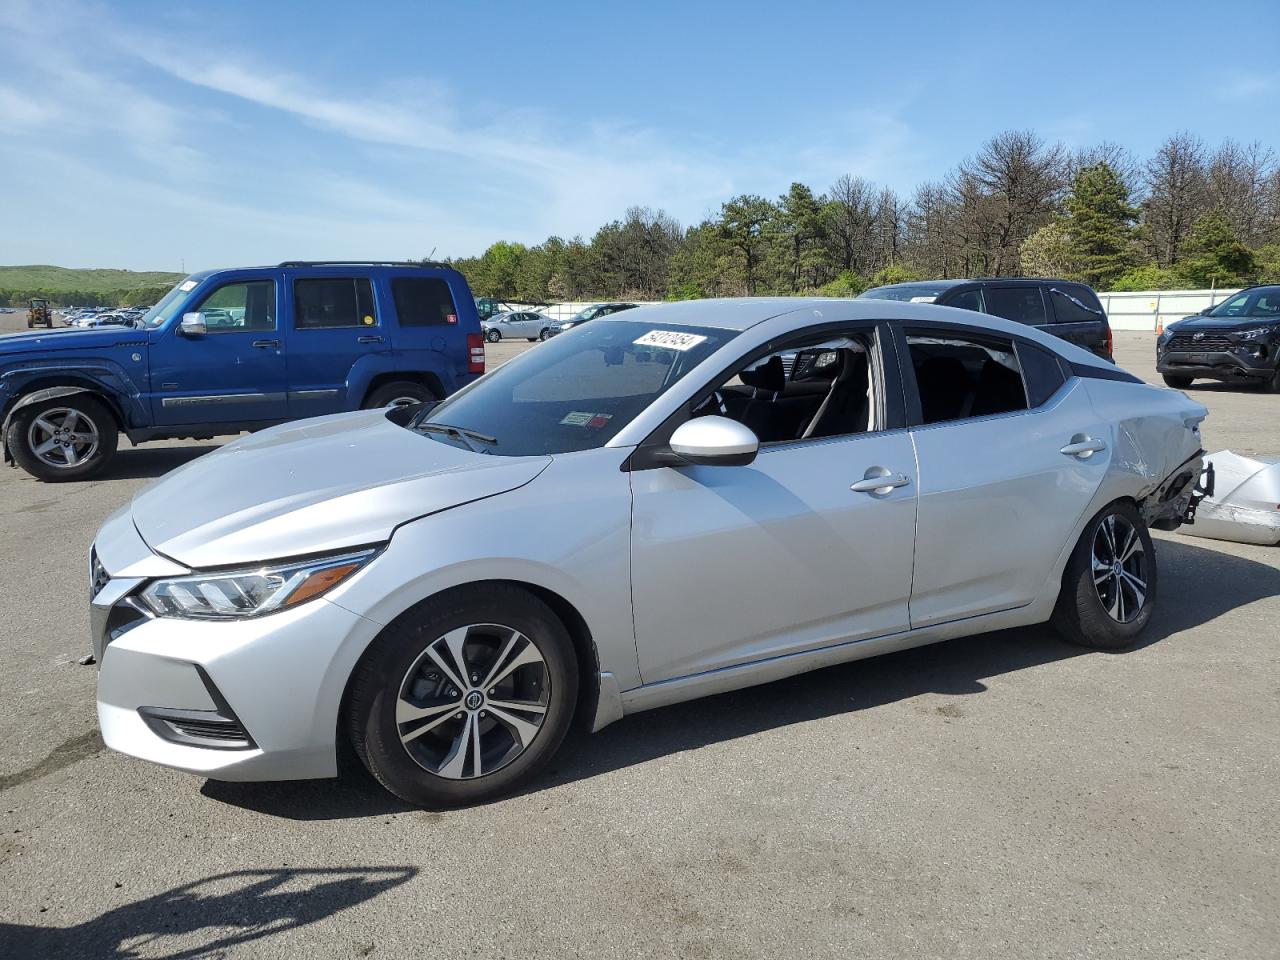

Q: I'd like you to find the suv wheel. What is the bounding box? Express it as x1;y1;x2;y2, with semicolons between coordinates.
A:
362;381;436;409
1052;501;1156;650
7;394;119;482
347;585;578;808
1261;368;1280;394
1161;373;1193;389
486;329;502;343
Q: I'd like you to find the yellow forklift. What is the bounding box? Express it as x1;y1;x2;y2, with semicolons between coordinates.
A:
26;298;53;329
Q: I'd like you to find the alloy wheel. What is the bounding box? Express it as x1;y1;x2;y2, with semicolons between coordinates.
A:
27;407;100;469
396;623;550;779
1092;513;1148;623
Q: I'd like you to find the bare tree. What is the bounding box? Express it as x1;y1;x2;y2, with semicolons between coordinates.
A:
1142;132;1208;267
1206;140;1277;247
873;186;904;269
825;174;877;273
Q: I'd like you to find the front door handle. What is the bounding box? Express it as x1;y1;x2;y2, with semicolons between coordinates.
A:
1060;435;1107;459
251;339;279;349
357;335;384;344
850;468;911;494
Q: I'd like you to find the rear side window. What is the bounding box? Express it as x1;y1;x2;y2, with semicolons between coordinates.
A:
946;289;983;312
984;287;1047;325
1048;286;1105;324
294;278;377;329
392;277;459;327
1014;340;1067;407
906;331;1028;425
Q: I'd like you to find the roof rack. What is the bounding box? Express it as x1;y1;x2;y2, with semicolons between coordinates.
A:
276;260;453;269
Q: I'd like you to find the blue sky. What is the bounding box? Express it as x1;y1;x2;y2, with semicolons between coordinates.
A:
1;0;1277;272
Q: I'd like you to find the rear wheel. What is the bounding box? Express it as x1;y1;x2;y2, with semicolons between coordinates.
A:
1052;501;1156;650
6;394;118;482
362;381;436;409
1161;373;1193;389
348;585;578;808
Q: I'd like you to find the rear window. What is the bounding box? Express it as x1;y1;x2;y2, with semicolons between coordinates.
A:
392;277;459;327
294;278;377;329
859;283;953;303
1048;286;1105;324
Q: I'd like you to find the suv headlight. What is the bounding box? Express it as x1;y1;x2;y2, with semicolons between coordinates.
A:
1237;326;1276;341
139;548;377;620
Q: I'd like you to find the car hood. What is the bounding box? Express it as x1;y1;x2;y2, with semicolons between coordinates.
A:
1171;316;1277;333
130;409;552;568
0;327;145;355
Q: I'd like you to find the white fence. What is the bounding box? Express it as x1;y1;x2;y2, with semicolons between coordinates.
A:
1095;289;1241;332
503;290;1241;332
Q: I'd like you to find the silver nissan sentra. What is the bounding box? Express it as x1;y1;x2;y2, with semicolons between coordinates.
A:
90;298;1209;807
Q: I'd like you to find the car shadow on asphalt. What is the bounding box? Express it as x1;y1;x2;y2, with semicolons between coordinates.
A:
0;866;415;960
201;537;1278;820
92;444;219;481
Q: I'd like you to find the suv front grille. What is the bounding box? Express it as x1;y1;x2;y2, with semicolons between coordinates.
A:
1168;333;1233;352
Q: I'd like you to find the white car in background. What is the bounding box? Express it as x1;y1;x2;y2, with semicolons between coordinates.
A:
481;311;556;342
90;298;1208;807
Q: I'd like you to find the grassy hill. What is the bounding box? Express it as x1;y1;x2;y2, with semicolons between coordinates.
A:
0;265;185;293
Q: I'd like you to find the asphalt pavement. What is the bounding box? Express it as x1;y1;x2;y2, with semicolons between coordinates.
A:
0;328;1276;959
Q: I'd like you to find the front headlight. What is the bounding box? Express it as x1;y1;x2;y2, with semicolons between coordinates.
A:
140;548;377;620
1237;326;1275;341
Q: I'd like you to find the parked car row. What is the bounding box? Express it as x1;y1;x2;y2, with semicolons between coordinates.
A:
481;302;640;343
61;305;153;328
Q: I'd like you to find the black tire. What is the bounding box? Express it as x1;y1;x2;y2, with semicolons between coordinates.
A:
347;584;579;808
486;328;501;343
1161;373;1193;389
362;381;436;409
1052;501;1157;650
6;394;118;482
526;337;537;342
538;328;549;341
1261;367;1280;394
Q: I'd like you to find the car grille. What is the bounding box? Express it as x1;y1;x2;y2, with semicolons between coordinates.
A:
90;549;110;598
168;716;251;744
1167;333;1233;352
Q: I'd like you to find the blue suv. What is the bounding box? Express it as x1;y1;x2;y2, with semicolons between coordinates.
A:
1;262;485;481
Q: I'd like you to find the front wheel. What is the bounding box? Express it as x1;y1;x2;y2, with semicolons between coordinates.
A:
485;329;501;343
6;394;119;482
1161;373;1193;389
1052;501;1157;650
347;585;579;808
538;328;549;341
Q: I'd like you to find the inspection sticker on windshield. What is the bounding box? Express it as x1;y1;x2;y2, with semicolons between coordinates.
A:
633;330;707;351
179;280;198;292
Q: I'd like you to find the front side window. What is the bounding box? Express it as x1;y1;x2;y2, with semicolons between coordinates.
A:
294;278;377;329
695;329;881;444
984;287;1047;325
193;280;275;332
411;320;736;455
392;277;458;327
906;332;1028;425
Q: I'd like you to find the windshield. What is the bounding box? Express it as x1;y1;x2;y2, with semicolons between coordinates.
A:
141;278;196;328
569;305;606;323
412;320;736;455
859;283;952;303
1206;287;1280;319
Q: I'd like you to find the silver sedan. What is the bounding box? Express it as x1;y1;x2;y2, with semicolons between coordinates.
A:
481;311;555;342
90;298;1209;807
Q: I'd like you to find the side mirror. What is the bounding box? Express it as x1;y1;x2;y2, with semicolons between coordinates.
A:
669;416;759;467
179;312;207;336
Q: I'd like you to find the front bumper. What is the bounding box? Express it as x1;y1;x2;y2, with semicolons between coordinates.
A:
1157;346;1275;382
91;511;383;782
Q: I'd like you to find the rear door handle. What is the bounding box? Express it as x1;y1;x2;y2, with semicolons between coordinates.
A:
1060;435;1107;459
850;468;911;494
357;335;383;344
251;339;279;349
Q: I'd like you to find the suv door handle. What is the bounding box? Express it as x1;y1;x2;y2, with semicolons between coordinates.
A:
1060;435;1107;459
251;339;280;349
357;335;383;344
850;469;911;494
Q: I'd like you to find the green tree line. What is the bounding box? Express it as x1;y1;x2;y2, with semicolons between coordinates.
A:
0;284;175;308
448;131;1280;301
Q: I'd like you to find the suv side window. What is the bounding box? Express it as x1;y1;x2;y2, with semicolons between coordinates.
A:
294;278;377;329
392;277;459;327
947;288;983;312
906;331;1028;424
984;286;1047;325
193;280;275;332
1048;286;1104;324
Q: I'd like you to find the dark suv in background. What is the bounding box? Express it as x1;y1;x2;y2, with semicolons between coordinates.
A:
860;278;1113;361
1156;285;1280;392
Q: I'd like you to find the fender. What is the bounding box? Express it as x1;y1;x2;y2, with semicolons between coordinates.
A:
1;385;125;465
343;353;451;409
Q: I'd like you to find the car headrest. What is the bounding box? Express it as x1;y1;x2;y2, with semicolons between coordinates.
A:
740;355;786;393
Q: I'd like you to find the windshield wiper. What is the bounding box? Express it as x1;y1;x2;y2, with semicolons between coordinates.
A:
416;422;497;454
